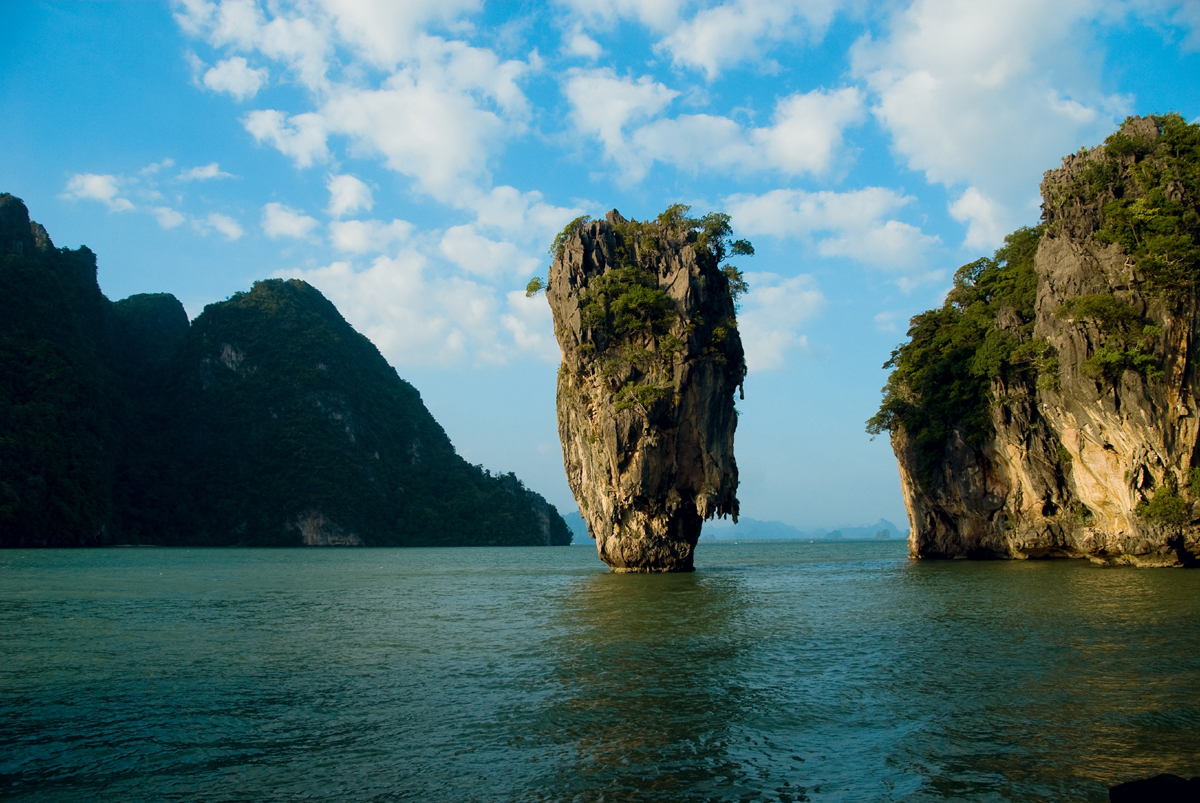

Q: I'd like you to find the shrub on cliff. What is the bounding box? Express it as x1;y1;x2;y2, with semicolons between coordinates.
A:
867;226;1044;484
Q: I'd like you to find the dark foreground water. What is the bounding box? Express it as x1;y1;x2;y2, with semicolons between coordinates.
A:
2;542;1198;802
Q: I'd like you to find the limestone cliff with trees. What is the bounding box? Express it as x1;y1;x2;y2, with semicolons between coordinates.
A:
869;115;1200;565
538;206;750;571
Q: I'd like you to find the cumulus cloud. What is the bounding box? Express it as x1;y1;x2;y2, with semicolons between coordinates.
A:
179;162;236;181
59;173;134;212
726;187;941;270
949;186;1005;250
737;272;825;372
326;174;373;218
557;0;685;31
141;158;176;175
658;0;843;79
874;311;900;333
182;2;532;201
566;72;863;181
459;185;586;249
819;220;941;269
318;0;483;69
153;206;186;229
279;252;516;366
439;225;541;279
244;109;330;168
195;211;245;241
563;24;602;59
203;56;268;100
262;202;319;240
328;218;413;253
851;0;1128;227
563;67;678;179
501;289;558;362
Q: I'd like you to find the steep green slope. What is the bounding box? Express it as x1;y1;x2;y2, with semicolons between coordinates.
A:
152;279;570;546
0;194;569;548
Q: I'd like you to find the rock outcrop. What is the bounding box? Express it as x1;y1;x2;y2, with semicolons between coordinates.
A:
877;116;1200;565
546;208;747;571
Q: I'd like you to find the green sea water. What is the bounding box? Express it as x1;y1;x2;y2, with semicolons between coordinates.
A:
2;541;1198;802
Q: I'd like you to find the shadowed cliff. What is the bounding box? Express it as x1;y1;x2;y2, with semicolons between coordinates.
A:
0;194;570;548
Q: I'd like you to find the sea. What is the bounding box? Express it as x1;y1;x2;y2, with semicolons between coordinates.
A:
2;541;1198;802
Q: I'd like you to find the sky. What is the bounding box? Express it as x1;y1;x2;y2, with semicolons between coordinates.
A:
3;1;1200;533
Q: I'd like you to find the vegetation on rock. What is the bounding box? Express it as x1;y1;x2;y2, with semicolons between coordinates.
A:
866;225;1045;484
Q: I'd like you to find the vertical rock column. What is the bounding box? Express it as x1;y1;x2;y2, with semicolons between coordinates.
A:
546;210;745;572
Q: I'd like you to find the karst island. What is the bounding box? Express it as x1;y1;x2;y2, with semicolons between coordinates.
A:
532;206;751;572
869;114;1200;566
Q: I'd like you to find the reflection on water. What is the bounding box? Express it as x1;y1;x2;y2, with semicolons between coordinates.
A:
1;543;1198;802
523;572;776;801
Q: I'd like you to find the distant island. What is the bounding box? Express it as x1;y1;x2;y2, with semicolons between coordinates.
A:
869;114;1200;566
702;517;907;542
0;193;570;548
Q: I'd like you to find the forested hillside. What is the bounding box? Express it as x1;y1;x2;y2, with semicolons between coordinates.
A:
0;194;570;548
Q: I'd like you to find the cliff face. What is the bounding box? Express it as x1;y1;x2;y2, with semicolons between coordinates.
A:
882;116;1200;565
0;194;570;548
547;209;746;571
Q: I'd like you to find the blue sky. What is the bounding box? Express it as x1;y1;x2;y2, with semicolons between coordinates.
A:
3;1;1199;532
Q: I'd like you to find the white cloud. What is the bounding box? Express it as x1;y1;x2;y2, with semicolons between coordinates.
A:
318;0;483;68
244;109;330;168
439;225;541;279
752;88;864;175
564;24;602;59
59;173;134;212
851;0;1128;223
279;252;514;366
563;67;678;180
726;187;941;271
184;3;531;202
558;0;685;31
819;220;940;269
874;311;899;333
328;218;413;254
203;56;268;100
153;206;186;229
737;272;824;372
460;185;586;247
179;162;236;181
194;211;245;241
175;0;332;90
566;74;862;180
658;0;843;80
501;289;558;362
262;202;319;240
141;158;176;175
949;186;1005;250
326;174;373;218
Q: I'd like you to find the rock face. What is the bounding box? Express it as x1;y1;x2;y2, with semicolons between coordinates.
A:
881;116;1200;565
547;209;746;571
